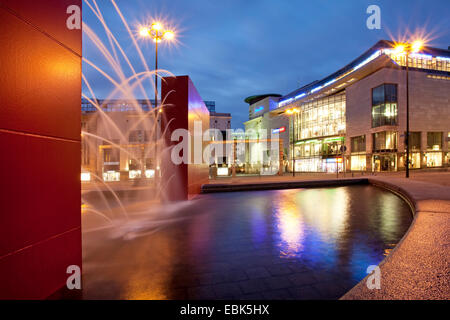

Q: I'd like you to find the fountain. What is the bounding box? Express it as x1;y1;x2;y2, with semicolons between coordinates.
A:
81;0;209;241
78;1;412;301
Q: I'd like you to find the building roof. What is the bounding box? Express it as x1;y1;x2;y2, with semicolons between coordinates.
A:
244;94;281;105
210;112;231;117
278;40;450;107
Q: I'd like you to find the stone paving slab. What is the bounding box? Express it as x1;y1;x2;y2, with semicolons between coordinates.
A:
342;177;450;300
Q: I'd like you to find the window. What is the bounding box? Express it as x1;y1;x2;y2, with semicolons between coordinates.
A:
427;132;442;150
129;130;149;143
372;84;398;127
351;155;366;171
373;131;397;152
407;132;421;151
351;135;366;153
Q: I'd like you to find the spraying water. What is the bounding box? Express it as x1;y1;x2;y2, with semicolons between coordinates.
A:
81;0;196;240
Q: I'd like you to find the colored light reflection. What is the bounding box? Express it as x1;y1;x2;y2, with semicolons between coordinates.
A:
273;190;305;257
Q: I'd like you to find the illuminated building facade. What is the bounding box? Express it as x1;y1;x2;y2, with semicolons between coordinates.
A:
243;94;289;174
268;40;450;173
81;98;216;182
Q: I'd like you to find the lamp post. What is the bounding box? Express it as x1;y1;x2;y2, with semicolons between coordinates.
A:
393;40;423;178
139;23;175;183
286;108;299;177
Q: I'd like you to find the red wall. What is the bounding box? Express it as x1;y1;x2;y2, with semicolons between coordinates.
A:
161;76;210;201
0;0;81;299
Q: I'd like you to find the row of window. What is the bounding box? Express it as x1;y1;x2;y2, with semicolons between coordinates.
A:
292;94;346;140
386;53;450;73
351;131;446;153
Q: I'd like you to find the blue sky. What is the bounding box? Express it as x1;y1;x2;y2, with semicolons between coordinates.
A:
82;0;450;128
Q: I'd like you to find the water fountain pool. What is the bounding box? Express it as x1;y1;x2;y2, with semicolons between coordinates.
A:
80;184;412;300
79;2;412;300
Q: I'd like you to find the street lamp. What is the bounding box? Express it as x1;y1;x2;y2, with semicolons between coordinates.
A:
286;108;300;177
139;22;175;183
393;40;423;178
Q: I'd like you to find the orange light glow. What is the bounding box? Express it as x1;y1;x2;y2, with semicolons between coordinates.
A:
286;108;299;115
163;30;175;40
411;40;423;53
139;27;149;37
151;22;163;31
394;44;405;55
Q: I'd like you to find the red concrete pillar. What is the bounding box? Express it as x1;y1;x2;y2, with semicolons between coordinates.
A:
160;76;210;201
0;0;82;299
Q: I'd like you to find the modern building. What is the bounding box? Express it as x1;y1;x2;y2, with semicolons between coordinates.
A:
204;100;232;139
82;98;222;181
242;94;288;173
247;40;450;173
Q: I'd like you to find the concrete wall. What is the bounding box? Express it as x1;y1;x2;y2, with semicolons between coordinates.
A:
210;113;231;132
0;0;82;298
161;76;210;201
346;67;450;157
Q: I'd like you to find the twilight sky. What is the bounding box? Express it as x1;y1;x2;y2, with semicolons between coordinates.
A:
82;0;450;128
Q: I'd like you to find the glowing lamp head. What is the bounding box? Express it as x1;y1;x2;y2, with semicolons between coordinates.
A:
151;22;163;31
163;30;175;40
394;44;405;55
139;27;149;37
411;40;423;53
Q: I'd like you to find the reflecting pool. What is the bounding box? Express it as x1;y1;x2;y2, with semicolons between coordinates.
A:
81;185;412;300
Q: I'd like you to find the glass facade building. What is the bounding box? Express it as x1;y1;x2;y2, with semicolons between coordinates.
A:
272;40;449;173
291;94;346;173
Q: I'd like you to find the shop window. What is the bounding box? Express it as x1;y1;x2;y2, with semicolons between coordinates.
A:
425;152;442;167
351;155;366;171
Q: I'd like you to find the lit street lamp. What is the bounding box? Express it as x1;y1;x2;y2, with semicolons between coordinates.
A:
286;108;300;177
393;40;423;178
139;22;175;183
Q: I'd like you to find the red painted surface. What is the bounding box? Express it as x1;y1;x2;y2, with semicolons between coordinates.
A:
0;0;81;299
161;76;210;201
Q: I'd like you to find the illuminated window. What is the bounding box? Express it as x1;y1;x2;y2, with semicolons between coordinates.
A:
351;155;366;171
425;152;442;167
427;132;442;151
373;131;397;152
372;84;398;127
294;93;346;140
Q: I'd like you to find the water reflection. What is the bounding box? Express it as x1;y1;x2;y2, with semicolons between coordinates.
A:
82;185;412;299
273;190;305;257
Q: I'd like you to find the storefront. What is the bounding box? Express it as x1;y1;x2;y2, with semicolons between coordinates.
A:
425;152;443;167
294;157;343;173
350;154;367;171
372;154;397;172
